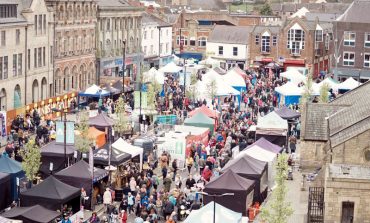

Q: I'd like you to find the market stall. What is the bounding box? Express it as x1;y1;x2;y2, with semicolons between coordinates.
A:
75;127;106;148
0;172;12;211
0;156;25;202
184;112;215;134
112;138;143;171
204;170;255;216
88;113;114;129
275;106;301;120
1;205;60;223
223;68;247;93
93;145;132;167
173;125;210;157
256;111;288;147
221;155;268;202
55;160;108;210
184;201;242;223
337;77;361;94
40;141;77;176
280;68;306;84
20;176;80;211
317;77;339;93
275;82;303;106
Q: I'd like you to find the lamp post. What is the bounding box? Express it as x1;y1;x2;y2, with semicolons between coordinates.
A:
197;192;234;223
52;108;77;167
122;40;126;98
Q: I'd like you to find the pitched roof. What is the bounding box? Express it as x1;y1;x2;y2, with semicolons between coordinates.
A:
251;26;280;34
305;12;337;22
142;12;171;26
271;3;350;14
208;25;252;45
337;0;370;23
302;103;346;141
0;156;23;174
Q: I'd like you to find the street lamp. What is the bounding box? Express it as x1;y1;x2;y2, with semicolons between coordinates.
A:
122;40;126;99
51;108;77;167
196;192;234;223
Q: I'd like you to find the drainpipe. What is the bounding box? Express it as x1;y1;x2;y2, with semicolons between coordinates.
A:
24;27;28;106
53;12;56;96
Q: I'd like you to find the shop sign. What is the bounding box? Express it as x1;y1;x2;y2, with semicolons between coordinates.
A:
56;121;75;144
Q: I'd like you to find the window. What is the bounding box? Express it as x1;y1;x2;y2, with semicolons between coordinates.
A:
364;54;370;68
0;57;2;80
177;36;188;46
255;35;259;45
34;48;37;68
198;37;207;47
107;19;110;31
272;36;277;46
0;5;17;18
365;33;370;47
233;47;238;56
3;56;7;79
315;30;323;42
18;54;22;76
13;54;17;76
287;28;305;53
43;14;46;34
343;52;355;66
151;30;153;39
150;45;153;55
144;31;147;40
166;43;169;54
343;31;355;46
261;35;270;53
218;46;223;55
43;47;46;66
35;15;37;34
38;15;42;33
27;49;30;70
38;47;42;67
1;31;5;46
143;46;147;55
16;29;20;45
189;39;196;46
50;46;53;64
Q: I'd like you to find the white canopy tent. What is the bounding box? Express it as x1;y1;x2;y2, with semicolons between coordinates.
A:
202;68;223;84
184;201;242;223
112;138;143;171
222;69;246;88
256;111;288;135
317;77;339;92
280;69;306;84
80;84;110;97
337;77;361;91
199;57;221;68
159;61;182;73
195;79;240;99
238;146;277;189
275;82;303;96
143;67;165;84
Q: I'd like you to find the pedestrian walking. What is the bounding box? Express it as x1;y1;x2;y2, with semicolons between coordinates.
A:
186;155;194;174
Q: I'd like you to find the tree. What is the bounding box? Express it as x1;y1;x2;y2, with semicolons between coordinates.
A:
260;153;293;223
21;140;41;183
319;83;330;103
260;3;272;16
186;73;199;100
114;97;131;137
299;72;314;110
206;80;218;100
147;78;161;109
75;112;94;153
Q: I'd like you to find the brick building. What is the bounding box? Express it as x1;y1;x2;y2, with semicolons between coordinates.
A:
249;17;332;78
46;0;97;95
332;0;370;82
172;11;237;60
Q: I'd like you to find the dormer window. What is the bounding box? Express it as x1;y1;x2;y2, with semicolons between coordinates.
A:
0;4;17;18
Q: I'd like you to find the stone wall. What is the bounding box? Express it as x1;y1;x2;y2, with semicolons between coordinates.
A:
299;140;326;170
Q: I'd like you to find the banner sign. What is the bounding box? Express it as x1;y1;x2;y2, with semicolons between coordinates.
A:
56;121;75;144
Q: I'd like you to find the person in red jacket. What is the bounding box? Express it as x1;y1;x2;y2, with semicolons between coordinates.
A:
202;166;213;182
119;210;127;223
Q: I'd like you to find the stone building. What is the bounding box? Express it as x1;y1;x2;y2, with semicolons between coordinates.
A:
0;0;54;110
46;0;97;95
96;0;143;84
301;81;370;222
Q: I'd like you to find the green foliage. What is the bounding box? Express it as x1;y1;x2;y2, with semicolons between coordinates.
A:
260;153;294;223
259;3;273;15
207;80;218;100
299;72;314;110
319;83;330;103
21;140;41;182
147;78;161;109
75;112;93;153
186;73;199;100
114;97;131;135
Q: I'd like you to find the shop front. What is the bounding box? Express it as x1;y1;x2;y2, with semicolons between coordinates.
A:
5;92;77;134
98;53;143;82
144;56;160;69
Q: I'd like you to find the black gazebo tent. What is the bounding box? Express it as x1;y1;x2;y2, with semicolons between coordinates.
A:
221;155;268;202
0;172;12;211
55;160;108;209
203;170;255;216
20;176;80;211
1;205;60;223
40;141;76;176
93;146;131;166
0;156;25;202
89;113;114;129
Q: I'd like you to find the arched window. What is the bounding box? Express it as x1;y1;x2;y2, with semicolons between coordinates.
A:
198;37;207;47
14;85;21;109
